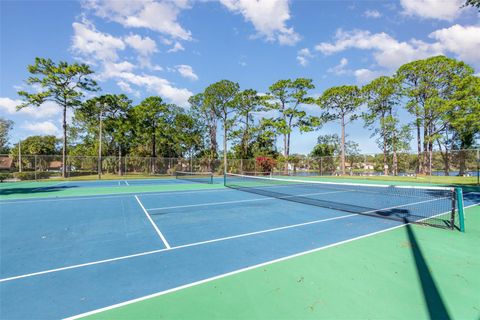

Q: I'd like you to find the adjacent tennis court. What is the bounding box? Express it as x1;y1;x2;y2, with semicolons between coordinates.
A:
1;174;479;319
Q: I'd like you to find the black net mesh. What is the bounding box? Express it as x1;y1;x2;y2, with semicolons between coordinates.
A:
175;171;214;184
225;173;459;229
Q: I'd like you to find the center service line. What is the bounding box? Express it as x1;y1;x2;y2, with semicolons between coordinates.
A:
135;195;171;249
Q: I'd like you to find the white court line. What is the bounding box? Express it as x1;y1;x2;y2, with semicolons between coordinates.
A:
227;173;454;191
0;212;359;283
243;179;447;200
134;195;171;249
124;180;130;186
147;191;450;214
147;190;347;211
64;203;480;320
3;198;472;284
0;188;230;205
63;227;405;319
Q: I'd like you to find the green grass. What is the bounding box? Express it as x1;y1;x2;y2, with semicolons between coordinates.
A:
0;180;223;200
84;205;480;320
295;174;480;186
47;173;174;181
4;173;224;182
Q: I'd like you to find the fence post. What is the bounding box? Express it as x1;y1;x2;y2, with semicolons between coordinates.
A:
124;156;127;177
477;149;479;186
34;155;37;181
320;157;323;176
429;150;432;177
18;141;22;173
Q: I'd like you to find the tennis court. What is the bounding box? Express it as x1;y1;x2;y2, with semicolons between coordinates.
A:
1;174;479;319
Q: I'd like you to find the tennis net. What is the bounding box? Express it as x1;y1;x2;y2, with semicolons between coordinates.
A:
224;173;463;230
176;171;214;184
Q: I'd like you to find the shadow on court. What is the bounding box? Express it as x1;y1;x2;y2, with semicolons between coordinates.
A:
403;219;451;319
0;185;78;196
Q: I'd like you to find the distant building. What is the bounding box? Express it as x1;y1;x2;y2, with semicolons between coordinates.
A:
0;157;13;171
48;161;63;170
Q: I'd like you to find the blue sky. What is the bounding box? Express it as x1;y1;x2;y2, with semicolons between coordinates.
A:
0;0;479;155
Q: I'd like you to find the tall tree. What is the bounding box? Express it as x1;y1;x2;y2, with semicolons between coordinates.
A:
310;134;339;158
231;89;264;170
441;75;480;175
463;0;480;9
265;78;318;172
16;58;98;177
382;117;412;175
132;96;170;172
204;80;240;173
397;56;474;174
0;118;13;153
189;93;218;160
362;76;403;175
75;94;132;174
171;110;205;159
317;85;361;175
12;135;59;155
249;119;279;158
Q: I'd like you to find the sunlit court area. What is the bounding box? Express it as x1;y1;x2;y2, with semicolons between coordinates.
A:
1;1;480;319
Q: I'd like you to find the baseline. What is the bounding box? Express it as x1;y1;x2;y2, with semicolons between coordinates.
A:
0;187;230;205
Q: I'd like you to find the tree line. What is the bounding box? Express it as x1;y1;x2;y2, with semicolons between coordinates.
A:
0;55;478;177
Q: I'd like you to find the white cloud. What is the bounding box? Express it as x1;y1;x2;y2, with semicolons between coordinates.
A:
354;69;384;84
70;20;192;105
83;0;192;40
364;10;381;18
72;20;163;71
400;0;464;21
69;2;210;108
97;63;192;105
429;24;480;65
220;0;301;45
328;57;349;75
0;98;59;119
175;64;198;81
124;34;157;55
117;72;192;106
99;61;136;80
167;41;185;53
297;48;313;66
22;121;61;136
116;80;133;93
314;26;480;70
124;34;162;69
239;56;247;67
71;19;125;63
116;81;141;97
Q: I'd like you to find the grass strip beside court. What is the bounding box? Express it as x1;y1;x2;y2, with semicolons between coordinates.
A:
295;174;480;186
0;182;222;200
82;205;480;320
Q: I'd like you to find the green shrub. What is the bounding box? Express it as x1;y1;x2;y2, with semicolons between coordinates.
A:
0;173;12;182
67;171;98;177
13;171;52;180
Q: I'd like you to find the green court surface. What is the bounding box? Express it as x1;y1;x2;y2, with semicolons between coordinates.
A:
83;205;480;320
0;181;222;200
1;175;475;201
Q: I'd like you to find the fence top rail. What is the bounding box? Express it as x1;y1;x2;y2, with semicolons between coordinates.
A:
0;148;479;160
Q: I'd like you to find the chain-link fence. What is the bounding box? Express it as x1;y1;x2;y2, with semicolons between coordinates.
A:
0;154;224;180
0;149;478;183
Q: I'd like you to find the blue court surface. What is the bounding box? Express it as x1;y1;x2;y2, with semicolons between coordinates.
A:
1;178;479;319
